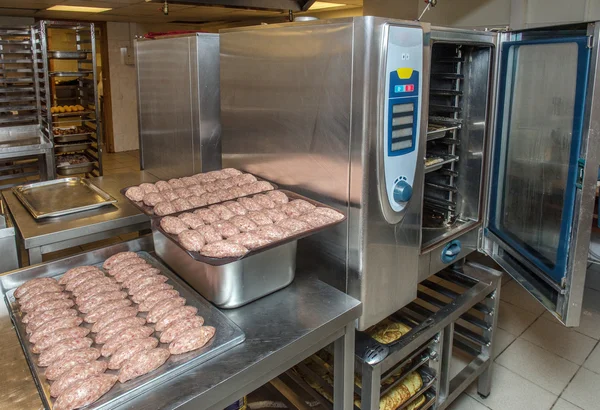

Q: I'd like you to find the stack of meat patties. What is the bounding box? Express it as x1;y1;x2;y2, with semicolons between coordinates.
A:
160;190;344;258
125;168;275;216
14;251;214;410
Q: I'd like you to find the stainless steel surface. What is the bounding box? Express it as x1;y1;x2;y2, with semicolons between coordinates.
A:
419;227;478;281
0;125;52;156
2;172;156;260
56;159;94;176
6;250;245;410
136;34;221;180
47;50;87;59
221;17;428;331
0;205;18;274
154;230;296;308
53;140;92;153
480;22;600;327
48;71;91;77
0;236;362;410
53;132;94;143
12;177;117;219
152;190;345;265
159;0;316;12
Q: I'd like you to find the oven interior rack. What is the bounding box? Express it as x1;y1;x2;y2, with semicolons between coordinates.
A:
271;262;501;410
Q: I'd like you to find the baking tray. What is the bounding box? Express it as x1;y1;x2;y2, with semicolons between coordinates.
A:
154;189;346;266
4;251;246;410
12;177;116;219
56;153;96;176
54;140;92;153
120;174;278;218
48;50;88;59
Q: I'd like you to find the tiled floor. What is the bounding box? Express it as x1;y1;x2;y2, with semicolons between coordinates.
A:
448;264;600;410
19;150;600;409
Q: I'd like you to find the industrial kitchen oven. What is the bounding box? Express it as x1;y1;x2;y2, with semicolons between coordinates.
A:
220;17;600;330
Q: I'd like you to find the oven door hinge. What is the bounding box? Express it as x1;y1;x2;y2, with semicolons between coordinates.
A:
588;35;594;49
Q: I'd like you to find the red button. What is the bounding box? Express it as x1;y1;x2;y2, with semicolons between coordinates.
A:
406;84;414;92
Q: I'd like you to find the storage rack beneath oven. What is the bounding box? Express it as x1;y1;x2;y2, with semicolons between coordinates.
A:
270;262;501;410
34;20;103;177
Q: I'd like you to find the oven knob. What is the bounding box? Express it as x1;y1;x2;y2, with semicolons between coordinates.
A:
393;180;412;203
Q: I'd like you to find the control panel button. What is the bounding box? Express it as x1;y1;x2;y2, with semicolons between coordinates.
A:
393;180;413;203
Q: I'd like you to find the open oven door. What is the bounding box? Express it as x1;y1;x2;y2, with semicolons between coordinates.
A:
481;23;600;326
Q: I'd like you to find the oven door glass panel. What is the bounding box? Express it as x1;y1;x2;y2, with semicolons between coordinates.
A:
486;35;590;326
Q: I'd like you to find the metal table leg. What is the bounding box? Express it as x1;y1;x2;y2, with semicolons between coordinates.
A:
477;287;500;398
333;323;355;410
27;247;42;265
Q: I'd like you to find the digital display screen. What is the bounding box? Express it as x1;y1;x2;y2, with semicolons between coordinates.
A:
392;103;414;114
392;116;413;126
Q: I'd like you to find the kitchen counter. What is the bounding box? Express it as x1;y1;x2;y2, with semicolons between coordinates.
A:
2;172;157;265
0;236;361;409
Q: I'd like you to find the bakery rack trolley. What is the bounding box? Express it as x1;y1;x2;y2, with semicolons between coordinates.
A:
34;20;103;178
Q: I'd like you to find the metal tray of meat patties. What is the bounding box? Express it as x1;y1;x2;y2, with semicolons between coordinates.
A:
4;251;246;410
120;172;277;217
12;177;117;219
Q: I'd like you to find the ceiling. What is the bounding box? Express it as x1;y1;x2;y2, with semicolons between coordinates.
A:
0;0;362;26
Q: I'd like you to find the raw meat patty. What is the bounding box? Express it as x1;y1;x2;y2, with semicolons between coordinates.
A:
178;230;205;252
50;360;107;398
108;337;158;370
195;225;222;244
95;316;146;344
38;337;93;367
44;347;100;380
169;326;216;355
131;283;174;304
279;203;303;218
142;192;165;207
103;251;137;270
138;289;180;312
200;241;248;259
232;174;257;186
159;316;205;344
216;190;235;203
238;197;263;212
92;306;139;334
188;184;207;197
101;326;155;357
162;190;179;202
118;348;170;383
224;201;247;216
297;212;333;228
32;327;91;354
188;195;208;208
160;216;189;235
23;307;76;326
154;181;172;192
20;291;70;313
207;170;230;180
26;309;78;334
229;215;258;232
172;198;193;212
154;201;176;216
246;211;273;226
252;194;276;209
203;192;221;205
59;266;100;285
255;225;290;241
262;208;287;223
77;291;128;313
181;177;197;186
209;204;235;220
290;199;316;213
174;187;193;199
227;233;270;250
84;299;132;323
147;297;186;323
226;186;246;199
313;207;344;221
30;316;83;344
277;218;310;234
139;183;158;194
203;181;221;193
266;190;289;204
211;221;240;239
178;212;204;229
156;306;198;332
193;208;220;224
168;178;185;189
243;181;274;195
125;186;144;202
53;374;117;410
222;168;242;176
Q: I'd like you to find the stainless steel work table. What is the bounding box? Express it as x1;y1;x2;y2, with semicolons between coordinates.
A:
2;172;157;265
0;236;361;410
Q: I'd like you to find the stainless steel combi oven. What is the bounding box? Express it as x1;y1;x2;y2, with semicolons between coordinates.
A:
220;17;600;330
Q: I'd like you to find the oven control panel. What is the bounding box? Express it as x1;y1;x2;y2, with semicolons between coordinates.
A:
383;25;422;214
